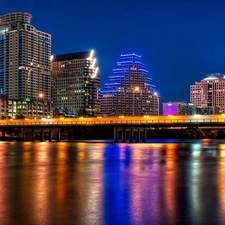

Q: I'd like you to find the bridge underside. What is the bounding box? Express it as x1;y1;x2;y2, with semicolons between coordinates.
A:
0;121;224;142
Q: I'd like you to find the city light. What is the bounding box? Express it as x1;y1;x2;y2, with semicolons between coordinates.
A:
39;93;44;98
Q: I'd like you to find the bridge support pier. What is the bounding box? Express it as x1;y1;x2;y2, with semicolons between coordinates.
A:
114;127;147;143
114;127;118;142
31;129;35;141
129;129;133;143
143;129;147;142
57;129;60;142
137;129;140;142
20;128;61;142
122;128;126;142
40;129;44;142
2;129;5;139
49;129;53;142
21;127;25;141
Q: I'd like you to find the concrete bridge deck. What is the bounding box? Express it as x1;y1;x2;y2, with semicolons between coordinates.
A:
0;115;224;142
0;115;224;127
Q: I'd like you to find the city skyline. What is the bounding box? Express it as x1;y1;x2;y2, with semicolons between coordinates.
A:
1;0;225;104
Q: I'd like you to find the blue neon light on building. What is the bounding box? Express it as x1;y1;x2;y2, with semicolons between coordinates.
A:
101;53;159;117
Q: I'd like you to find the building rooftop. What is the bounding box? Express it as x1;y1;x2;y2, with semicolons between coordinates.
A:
0;12;32;25
203;73;225;80
52;51;92;62
203;76;219;80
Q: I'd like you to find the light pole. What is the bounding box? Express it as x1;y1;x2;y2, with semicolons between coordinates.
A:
132;87;139;116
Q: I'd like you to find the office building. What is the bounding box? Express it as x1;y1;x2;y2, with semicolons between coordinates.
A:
101;53;159;116
190;73;225;114
51;50;100;117
0;94;8;118
195;106;219;115
0;12;51;118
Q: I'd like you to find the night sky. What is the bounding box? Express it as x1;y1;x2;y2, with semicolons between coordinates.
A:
1;0;225;104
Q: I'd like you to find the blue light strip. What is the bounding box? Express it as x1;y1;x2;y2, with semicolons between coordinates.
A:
138;69;148;73
117;61;143;65
134;61;144;65
117;61;133;64
121;53;141;58
113;68;129;71
105;83;121;85
109;75;125;78
101;90;118;94
146;84;156;88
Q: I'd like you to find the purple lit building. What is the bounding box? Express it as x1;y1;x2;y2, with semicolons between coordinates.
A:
163;102;196;116
101;53;159;116
163;102;180;116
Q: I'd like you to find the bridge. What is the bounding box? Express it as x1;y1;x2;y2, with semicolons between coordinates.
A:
0;114;225;142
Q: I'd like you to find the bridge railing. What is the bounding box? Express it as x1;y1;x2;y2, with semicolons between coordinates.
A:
0;117;225;126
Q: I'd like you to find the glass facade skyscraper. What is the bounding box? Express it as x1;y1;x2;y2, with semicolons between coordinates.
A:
51;50;101;117
0;12;51;118
101;53;159;116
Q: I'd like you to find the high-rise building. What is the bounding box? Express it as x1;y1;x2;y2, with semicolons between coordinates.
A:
190;73;225;114
0;12;51;118
101;53;159;116
51;50;101;117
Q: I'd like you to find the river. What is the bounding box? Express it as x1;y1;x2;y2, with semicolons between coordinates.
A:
0;139;225;225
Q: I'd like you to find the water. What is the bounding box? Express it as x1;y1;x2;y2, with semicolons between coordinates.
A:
0;139;225;225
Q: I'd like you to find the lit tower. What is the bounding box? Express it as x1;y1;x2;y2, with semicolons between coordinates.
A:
101;53;159;116
51;50;100;117
190;73;225;113
0;12;51;118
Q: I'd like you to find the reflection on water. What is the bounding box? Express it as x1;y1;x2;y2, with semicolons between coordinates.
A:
0;140;225;224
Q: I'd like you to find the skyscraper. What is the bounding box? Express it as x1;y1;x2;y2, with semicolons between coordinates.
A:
0;12;51;118
101;53;159;116
51;50;100;117
190;73;225;114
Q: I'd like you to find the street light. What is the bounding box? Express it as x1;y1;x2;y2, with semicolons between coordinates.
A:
132;87;139;116
38;93;44;118
39;93;44;98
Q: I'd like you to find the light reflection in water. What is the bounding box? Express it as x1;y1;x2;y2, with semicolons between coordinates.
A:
0;141;225;225
163;143;178;225
218;143;225;221
0;143;8;224
30;143;51;224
